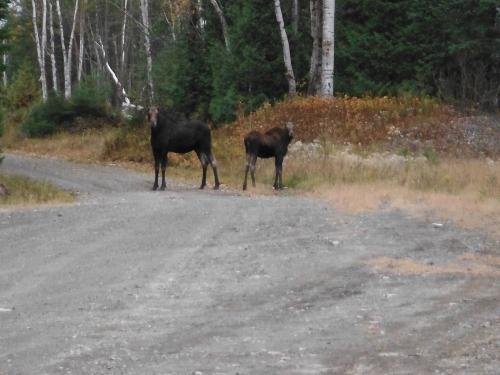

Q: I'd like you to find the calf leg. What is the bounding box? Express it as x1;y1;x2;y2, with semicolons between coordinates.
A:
274;156;284;190
209;153;220;190
250;155;257;188
243;154;251;190
160;154;168;190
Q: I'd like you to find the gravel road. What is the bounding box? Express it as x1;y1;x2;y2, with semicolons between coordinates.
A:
1;154;499;374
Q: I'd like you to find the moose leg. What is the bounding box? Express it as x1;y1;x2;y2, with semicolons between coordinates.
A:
250;155;257;188
243;154;251;190
197;151;208;189
274;156;284;190
160;154;168;190
152;153;160;190
209;153;220;190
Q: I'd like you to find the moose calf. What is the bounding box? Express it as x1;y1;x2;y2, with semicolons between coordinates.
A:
148;107;220;190
243;122;294;190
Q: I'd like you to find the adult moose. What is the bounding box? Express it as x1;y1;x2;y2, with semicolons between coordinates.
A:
243;122;294;190
147;107;220;190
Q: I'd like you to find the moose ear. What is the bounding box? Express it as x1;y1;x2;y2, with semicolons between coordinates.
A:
286;122;294;135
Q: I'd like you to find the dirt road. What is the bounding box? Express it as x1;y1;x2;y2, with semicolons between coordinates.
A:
1;154;499;374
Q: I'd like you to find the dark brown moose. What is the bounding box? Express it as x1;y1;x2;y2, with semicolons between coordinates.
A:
243;122;294;190
147;107;220;190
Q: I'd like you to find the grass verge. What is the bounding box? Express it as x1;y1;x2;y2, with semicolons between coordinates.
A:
0;174;74;207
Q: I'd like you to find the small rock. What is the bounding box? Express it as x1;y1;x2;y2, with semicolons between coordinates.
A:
432;222;444;228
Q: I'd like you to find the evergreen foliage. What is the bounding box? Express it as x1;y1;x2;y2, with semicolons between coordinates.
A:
3;0;499;126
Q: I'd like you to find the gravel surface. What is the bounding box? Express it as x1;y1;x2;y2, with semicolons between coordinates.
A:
1;154;499;374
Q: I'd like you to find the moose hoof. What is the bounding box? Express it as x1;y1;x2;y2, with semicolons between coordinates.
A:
152;185;159;191
214;184;220;190
160;185;166;191
199;185;206;190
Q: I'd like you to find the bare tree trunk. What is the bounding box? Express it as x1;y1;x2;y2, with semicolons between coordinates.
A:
2;49;7;87
95;37;132;107
274;0;296;96
292;0;299;34
308;0;322;95
32;0;48;101
140;0;154;103
197;0;205;31
48;1;58;94
56;0;79;99
120;0;128;77
77;0;85;82
320;0;335;96
208;0;230;51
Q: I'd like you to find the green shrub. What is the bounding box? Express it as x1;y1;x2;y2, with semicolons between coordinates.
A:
20;95;73;137
0;109;4;137
4;63;40;110
71;78;111;118
20;78;114;138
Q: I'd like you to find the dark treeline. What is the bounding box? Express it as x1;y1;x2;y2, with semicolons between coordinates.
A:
0;0;499;129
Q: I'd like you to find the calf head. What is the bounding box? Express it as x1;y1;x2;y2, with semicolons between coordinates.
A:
147;107;159;128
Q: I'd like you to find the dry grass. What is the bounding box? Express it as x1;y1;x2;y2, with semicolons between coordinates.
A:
4;127;117;163
2;96;499;237
370;253;500;277
0;174;74;207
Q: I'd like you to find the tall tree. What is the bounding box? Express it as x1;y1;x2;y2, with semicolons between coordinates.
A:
274;0;296;95
320;0;335;96
55;0;79;99
308;0;322;94
31;0;48;101
48;0;58;93
0;0;9;88
209;0;230;51
140;0;153;103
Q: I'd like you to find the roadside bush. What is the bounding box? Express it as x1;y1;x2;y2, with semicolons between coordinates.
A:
20;78;114;138
71;78;111;118
0;109;4;137
20;95;73;137
3;63;39;110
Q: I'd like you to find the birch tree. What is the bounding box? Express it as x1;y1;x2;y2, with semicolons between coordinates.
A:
2;50;6;87
120;0;128;77
55;0;79;99
292;0;299;34
274;0;296;95
77;0;85;82
32;0;48;101
209;0;230;51
320;0;335;96
140;0;154;103
308;0;322;95
48;1;58;93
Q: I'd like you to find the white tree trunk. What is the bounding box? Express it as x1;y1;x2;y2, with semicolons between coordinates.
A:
2;50;7;87
48;1;58;93
56;0;79;99
120;0;128;76
209;0;230;51
320;0;335;96
77;1;85;82
274;0;296;96
140;0;154;103
32;0;48;101
292;0;299;34
308;0;322;95
197;0;206;30
95;38;131;106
